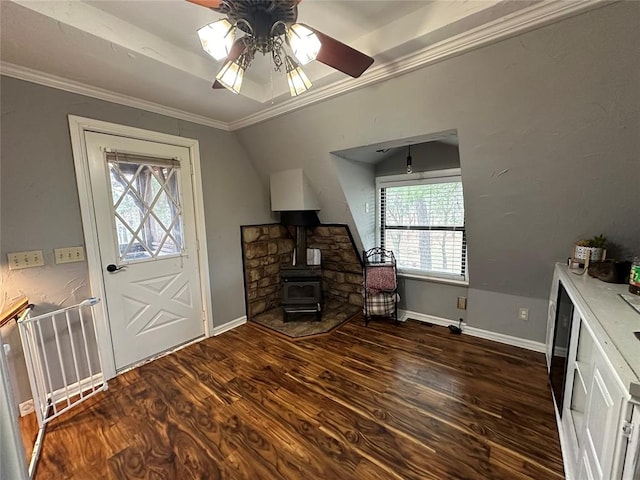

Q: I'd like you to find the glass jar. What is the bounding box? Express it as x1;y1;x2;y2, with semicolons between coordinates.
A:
630;256;640;295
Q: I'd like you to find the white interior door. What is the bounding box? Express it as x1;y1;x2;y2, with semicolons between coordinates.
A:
84;132;205;370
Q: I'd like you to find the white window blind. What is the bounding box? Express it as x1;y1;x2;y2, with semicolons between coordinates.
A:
378;171;466;280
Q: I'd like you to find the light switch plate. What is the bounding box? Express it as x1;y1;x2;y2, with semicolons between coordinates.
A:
54;246;85;264
7;251;45;270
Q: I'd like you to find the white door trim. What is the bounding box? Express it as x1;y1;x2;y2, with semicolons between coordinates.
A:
68;115;213;380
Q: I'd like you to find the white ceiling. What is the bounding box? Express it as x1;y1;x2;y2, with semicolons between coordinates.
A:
0;0;598;130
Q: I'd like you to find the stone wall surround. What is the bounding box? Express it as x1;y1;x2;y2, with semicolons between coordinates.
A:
241;223;363;320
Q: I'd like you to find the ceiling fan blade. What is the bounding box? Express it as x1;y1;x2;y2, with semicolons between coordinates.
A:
185;0;223;9
212;38;246;89
303;24;374;78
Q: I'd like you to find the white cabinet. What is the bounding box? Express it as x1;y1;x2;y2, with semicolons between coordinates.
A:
579;334;625;479
547;264;640;480
560;314;627;479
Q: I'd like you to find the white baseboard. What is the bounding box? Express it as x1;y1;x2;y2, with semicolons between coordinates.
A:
399;310;546;353
212;316;247;336
51;373;106;405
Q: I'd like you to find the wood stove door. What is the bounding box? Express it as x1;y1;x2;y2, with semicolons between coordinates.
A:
282;280;322;306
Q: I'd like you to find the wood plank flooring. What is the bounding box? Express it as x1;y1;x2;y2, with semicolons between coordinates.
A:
25;317;564;479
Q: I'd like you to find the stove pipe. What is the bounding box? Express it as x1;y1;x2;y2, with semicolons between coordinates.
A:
279;211;320;267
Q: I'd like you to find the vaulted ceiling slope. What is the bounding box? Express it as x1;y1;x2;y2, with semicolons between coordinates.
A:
1;0;600;130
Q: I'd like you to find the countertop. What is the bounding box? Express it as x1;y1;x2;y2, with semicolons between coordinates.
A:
556;264;640;399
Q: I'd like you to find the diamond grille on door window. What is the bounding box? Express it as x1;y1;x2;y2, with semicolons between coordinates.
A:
107;153;185;262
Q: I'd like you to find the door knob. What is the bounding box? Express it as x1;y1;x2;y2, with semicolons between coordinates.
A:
106;264;125;273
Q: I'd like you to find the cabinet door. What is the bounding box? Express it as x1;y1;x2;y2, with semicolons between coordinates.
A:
562;315;592;471
578;451;595;480
582;353;626;480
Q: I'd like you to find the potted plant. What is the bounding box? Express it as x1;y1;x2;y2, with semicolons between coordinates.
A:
574;234;608;263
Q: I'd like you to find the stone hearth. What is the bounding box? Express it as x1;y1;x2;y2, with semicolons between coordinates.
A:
240;223;363;332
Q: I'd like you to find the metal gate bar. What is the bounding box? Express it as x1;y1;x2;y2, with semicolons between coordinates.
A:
17;298;107;478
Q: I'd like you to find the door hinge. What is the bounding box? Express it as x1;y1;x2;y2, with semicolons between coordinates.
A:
622;421;633;438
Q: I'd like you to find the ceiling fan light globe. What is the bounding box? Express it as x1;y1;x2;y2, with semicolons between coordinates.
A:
216;58;244;94
287;24;321;65
197;19;236;61
285;57;312;97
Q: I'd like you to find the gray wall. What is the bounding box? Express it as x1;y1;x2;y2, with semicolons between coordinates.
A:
236;2;640;342
1;77;272;403
398;277;468;322
331;156;376;252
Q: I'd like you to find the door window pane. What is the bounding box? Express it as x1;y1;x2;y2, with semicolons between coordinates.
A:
107;157;184;262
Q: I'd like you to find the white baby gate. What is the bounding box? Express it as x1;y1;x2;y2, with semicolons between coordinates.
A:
17;297;107;478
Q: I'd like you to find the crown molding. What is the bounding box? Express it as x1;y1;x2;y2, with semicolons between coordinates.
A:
0;63;231;131
229;0;606;130
1;0;605;132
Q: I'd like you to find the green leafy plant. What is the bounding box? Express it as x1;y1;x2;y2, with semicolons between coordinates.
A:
576;234;608;248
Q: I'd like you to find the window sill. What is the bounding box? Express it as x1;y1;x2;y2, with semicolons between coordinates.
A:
398;272;469;287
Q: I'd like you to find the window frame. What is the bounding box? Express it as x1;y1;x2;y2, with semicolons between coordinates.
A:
376;168;468;284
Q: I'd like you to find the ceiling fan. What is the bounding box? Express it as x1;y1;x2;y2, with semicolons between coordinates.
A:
187;0;374;96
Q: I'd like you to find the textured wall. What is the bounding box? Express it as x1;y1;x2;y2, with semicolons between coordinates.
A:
235;2;640;342
0;77;272;403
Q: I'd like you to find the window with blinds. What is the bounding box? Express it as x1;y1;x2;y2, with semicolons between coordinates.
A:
377;171;466;280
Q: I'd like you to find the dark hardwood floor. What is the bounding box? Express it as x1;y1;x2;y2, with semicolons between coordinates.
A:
25;317;564;479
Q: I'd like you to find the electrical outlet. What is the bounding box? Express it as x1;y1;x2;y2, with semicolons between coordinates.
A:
518;307;529;321
7;250;45;270
54;246;85;264
457;296;467;310
19;399;34;417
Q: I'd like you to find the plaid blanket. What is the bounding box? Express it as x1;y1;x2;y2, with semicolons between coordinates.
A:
364;291;398;317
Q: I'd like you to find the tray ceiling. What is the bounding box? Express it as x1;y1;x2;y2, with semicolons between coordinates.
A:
0;0;599;129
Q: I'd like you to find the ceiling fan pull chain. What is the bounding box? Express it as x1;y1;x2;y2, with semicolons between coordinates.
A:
270;57;275;105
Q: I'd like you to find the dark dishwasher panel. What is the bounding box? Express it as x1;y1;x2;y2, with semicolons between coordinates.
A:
549;281;574;415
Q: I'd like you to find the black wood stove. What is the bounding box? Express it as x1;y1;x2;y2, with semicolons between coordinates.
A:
279;211;322;322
